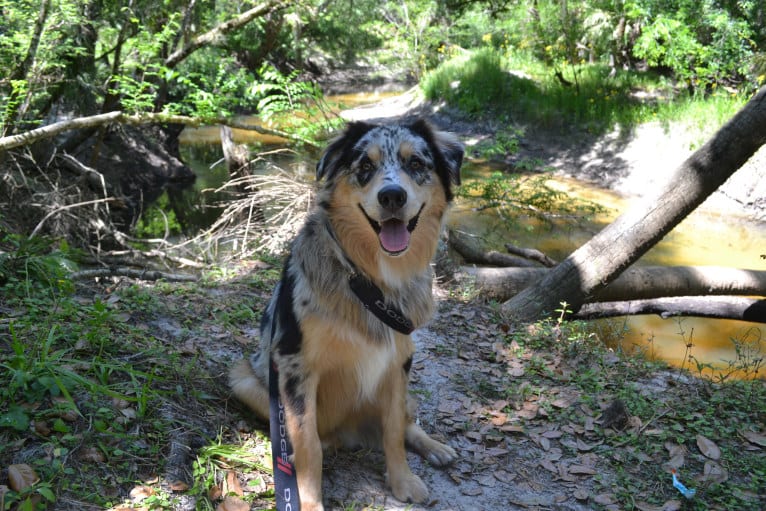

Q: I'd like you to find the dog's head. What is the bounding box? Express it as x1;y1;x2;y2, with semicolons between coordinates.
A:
316;119;463;282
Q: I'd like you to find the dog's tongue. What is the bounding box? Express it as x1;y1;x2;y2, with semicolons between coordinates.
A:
379;220;410;253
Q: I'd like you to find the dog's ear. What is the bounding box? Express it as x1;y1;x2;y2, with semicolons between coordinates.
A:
408;119;463;187
316;121;375;181
431;128;463;187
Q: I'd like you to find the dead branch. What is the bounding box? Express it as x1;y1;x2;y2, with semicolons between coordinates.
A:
30;197;118;238
0;111;318;153
505;243;558;267
164;0;288;68
69;267;198;282
573;296;766;323
449;230;542;268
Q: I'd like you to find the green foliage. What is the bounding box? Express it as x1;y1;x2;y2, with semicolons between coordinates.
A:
421;48;518;115
0;234;78;294
253;63;322;120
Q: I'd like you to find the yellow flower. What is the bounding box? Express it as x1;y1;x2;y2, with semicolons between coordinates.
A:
758;74;765;85
482;33;492;43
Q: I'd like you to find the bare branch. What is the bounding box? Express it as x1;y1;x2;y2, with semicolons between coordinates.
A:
0;111;319;152
574;296;766;323
69;267;198;282
164;0;288;68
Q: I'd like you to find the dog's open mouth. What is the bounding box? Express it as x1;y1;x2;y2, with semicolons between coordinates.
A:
360;204;424;255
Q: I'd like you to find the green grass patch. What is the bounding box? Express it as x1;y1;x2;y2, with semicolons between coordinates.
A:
421;48;748;135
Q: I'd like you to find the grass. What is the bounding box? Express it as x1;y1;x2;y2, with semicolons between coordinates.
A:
0;236;764;510
421;47;748;136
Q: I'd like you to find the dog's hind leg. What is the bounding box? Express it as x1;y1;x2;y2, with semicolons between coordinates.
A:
229;355;269;419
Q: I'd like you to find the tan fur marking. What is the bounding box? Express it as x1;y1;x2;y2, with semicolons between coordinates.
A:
398;140;415;161
366;144;381;165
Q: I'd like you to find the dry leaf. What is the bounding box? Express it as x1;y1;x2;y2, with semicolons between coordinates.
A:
696;434;721;460
740;430;766;447
665;442;686;469
635;502;664;511
80;446;106;463
539;459;558;473
568;464;598;475
8;464;39;491
225;471;243;496
573;489;589;500
216;495;250;511
702;461;728;484
167;479;189;491
594;493;616;505
129;486;155;502
493;469;516;483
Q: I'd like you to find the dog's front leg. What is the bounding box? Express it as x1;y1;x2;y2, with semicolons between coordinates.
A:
381;361;429;504
280;364;324;511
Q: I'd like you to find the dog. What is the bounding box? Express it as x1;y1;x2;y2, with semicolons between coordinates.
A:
229;119;463;510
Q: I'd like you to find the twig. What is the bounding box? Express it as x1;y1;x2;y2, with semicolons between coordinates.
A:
30;197;117;238
69;267;198;282
505;243;558;267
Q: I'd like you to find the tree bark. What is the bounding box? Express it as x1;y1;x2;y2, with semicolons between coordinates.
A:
574;297;766;323
464;265;766;302
501;85;766;322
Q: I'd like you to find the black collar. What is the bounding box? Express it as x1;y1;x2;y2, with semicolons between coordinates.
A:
323;219;416;335
348;273;415;334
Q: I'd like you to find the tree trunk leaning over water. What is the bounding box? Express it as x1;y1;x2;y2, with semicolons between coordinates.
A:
501;85;766;322
462;266;766;303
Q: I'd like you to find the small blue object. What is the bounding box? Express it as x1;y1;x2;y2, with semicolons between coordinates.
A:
671;470;696;499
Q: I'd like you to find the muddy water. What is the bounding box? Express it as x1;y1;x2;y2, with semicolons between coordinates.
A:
176;106;765;379
455;164;766;378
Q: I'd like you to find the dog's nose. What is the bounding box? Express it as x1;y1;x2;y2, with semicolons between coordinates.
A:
378;185;407;211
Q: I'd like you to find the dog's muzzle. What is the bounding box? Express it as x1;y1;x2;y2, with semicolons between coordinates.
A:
360;185;424;256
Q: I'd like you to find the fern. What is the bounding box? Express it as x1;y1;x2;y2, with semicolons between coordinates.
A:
252;64;320;119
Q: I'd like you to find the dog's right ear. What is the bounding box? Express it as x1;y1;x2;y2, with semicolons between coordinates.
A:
316;122;376;181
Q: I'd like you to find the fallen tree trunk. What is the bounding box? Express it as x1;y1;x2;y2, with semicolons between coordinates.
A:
573;296;766;323
501;85;766;322
461;265;766;302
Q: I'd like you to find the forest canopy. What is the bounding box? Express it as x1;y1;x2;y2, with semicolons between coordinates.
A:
1;0;764;139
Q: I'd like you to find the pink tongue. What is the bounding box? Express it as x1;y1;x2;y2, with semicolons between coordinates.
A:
379;220;410;253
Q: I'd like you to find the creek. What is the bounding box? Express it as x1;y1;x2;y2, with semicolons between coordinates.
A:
174;98;765;380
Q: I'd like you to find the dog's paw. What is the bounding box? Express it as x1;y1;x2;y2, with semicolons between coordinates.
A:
389;471;429;504
424;440;457;466
407;424;458;466
300;501;324;511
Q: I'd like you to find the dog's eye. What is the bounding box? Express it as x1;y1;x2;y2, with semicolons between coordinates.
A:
409;157;425;171
361;161;374;173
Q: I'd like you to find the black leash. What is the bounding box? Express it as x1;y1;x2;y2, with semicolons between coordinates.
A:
268;273;414;510
269;359;299;511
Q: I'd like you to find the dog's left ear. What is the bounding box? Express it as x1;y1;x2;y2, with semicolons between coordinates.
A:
408;119;463;187
316;121;375;181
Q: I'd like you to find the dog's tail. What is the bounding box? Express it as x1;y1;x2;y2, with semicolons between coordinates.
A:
229;354;270;419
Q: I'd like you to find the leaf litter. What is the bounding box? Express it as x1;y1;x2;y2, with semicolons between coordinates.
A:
1;272;763;510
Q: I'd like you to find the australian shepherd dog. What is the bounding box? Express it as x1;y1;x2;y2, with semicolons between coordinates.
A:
229;119;463;510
